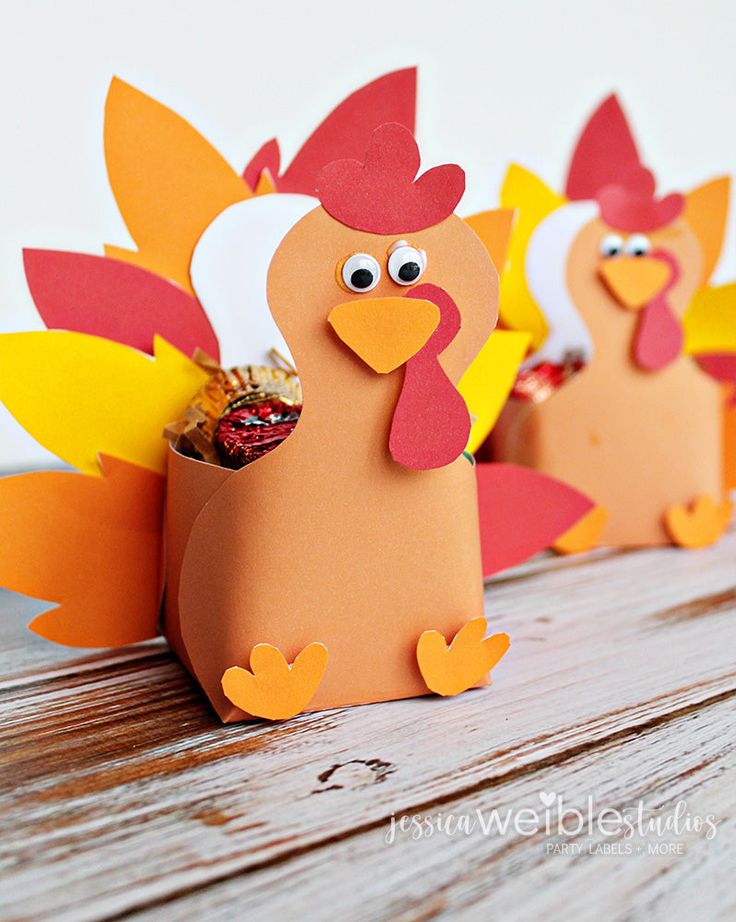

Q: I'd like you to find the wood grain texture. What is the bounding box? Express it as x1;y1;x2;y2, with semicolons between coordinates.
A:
130;695;736;922
0;530;734;921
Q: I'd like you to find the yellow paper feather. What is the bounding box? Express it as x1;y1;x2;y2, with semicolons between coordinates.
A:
683;283;736;355
499;164;565;350
0;332;209;475
460;329;531;454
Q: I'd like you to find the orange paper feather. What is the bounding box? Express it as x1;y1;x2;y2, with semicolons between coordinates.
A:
0;456;164;647
104;77;250;292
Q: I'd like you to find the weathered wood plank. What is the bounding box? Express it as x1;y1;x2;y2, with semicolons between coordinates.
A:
0;534;734;920
0;591;80;677
139;694;734;922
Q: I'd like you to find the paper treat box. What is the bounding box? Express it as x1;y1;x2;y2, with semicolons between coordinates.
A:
0;71;594;722
166;118;519;721
491;95;736;552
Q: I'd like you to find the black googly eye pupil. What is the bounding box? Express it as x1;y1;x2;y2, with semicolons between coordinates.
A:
350;268;374;289
398;261;421;282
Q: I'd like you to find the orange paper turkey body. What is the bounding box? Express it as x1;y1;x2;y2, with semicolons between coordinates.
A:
493;97;729;549
494;215;723;547
166;125;507;721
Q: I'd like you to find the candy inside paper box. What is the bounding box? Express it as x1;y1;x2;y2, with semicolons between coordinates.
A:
0;72;592;722
491;95;736;551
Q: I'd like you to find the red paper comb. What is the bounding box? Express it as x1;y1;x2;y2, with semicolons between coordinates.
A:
317;123;465;234
566;94;684;231
597;177;685;232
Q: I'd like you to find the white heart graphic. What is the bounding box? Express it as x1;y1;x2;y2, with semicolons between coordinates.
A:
539;791;556;807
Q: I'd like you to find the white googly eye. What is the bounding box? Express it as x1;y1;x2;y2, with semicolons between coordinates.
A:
388;245;426;286
341;253;381;293
599;233;624;258
625;234;651;257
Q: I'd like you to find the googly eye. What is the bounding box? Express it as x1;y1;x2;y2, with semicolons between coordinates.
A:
340;253;381;293
599;233;624;258
625;234;651;257
388;244;426;286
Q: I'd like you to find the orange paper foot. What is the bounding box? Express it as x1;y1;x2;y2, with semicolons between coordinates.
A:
553;505;608;555
221;642;328;721
417;617;509;697
665;495;733;549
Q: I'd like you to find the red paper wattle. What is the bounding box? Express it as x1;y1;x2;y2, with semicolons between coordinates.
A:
389;284;470;470
634;297;684;371
632;251;683;372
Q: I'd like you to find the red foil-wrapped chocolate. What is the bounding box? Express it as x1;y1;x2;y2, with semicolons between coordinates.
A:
215;399;300;469
512;354;586;403
167;364;301;469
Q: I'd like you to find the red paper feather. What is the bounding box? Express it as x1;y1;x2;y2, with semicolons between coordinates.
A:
242;138;281;191
476;462;595;577
243;68;417;195
24;250;219;361
696;354;736;400
565;95;643;201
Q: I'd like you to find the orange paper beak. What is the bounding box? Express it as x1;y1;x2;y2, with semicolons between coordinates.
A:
599;256;671;310
328;296;440;373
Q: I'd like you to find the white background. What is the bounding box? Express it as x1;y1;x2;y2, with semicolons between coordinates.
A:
1;0;735;470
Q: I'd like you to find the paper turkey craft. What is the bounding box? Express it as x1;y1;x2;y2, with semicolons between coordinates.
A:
492;95;736;551
0;72;591;722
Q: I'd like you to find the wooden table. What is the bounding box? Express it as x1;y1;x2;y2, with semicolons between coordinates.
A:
1;532;734;921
